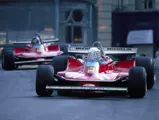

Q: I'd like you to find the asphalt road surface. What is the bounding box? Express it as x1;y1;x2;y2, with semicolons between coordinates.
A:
0;65;159;120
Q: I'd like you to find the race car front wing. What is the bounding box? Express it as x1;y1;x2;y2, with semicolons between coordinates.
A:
46;86;128;92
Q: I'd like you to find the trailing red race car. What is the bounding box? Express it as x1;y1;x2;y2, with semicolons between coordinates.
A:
35;41;155;98
1;34;69;70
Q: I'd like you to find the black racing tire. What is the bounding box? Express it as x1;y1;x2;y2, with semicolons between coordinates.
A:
52;55;69;96
52;55;70;74
140;53;146;56
52;55;75;96
1;49;15;70
59;44;70;55
136;56;155;89
36;65;54;97
15;65;19;69
1;49;5;69
128;67;147;98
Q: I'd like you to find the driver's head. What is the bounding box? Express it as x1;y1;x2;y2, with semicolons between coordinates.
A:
31;37;40;45
87;47;101;59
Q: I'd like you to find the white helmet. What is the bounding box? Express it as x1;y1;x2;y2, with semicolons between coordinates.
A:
87;47;101;59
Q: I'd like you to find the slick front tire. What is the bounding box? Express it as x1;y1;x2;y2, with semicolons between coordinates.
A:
36;65;54;97
128;67;147;98
136;56;155;89
1;49;15;70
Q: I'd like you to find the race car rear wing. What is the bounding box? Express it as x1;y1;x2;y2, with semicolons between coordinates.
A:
41;38;59;43
13;38;59;44
68;46;137;54
13;41;31;44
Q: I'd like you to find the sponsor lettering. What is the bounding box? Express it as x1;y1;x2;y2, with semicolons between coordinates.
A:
75;47;90;50
106;47;132;51
69;47;90;51
68;47;135;53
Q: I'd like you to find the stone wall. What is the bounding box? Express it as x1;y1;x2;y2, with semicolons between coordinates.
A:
97;0;155;57
97;0;112;47
97;0;135;47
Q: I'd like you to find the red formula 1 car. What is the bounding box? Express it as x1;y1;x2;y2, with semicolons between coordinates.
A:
1;34;69;70
35;41;155;98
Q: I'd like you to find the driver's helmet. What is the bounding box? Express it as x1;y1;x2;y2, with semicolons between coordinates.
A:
87;47;101;59
35;34;41;40
31;37;40;45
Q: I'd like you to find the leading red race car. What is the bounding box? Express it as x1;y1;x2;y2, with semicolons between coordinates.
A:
35;41;155;98
1;34;69;70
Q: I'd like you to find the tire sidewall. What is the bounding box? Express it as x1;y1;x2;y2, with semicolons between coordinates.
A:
52;55;71;74
2;49;15;70
59;44;70;55
36;65;54;96
128;67;147;98
135;56;155;89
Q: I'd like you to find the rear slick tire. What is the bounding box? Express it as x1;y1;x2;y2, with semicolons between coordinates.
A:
136;56;155;89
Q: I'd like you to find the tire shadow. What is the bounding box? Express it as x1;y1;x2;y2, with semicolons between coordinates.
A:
14;65;38;71
12;91;144;101
0;65;38;71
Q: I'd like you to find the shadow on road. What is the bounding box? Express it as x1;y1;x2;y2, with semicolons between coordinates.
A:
15;68;37;71
0;65;38;71
11;91;147;101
